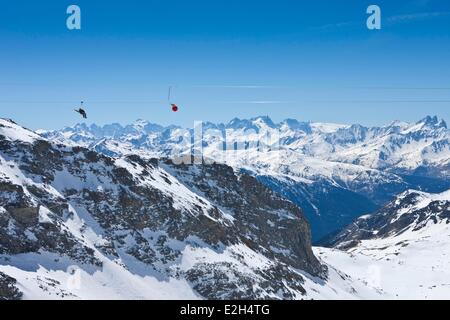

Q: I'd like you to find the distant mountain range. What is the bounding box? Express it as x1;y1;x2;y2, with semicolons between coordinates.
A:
41;115;450;240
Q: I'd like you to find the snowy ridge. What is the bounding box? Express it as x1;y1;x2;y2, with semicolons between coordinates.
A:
0;119;41;143
316;188;450;299
333;188;450;245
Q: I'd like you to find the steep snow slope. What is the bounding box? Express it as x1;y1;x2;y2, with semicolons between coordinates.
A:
317;189;450;299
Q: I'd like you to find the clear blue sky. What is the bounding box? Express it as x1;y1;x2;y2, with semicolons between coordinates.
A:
0;0;449;129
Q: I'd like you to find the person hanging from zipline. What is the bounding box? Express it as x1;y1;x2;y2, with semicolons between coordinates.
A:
74;101;87;118
168;86;179;112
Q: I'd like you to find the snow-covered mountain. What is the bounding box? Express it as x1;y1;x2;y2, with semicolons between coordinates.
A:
1;118;365;299
2;119;450;299
317;189;450;299
41;115;450;240
322;188;450;249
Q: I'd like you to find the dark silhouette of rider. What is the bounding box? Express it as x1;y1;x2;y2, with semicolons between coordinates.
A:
75;108;87;119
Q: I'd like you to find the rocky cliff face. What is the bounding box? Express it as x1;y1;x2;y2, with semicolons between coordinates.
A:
0;271;22;300
0;118;324;299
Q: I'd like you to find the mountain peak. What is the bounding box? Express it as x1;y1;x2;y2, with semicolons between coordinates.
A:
72;122;90;131
0;118;41;143
281;118;312;133
227;117;255;129
0;118;17;125
418;115;447;129
124;119;164;133
250;115;276;127
133;118;150;127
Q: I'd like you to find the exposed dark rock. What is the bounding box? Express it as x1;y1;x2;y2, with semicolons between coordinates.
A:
0;272;22;300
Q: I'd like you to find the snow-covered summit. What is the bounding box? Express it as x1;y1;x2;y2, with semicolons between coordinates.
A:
0;118;41;143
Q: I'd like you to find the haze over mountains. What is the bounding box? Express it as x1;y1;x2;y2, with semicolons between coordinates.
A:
41;115;450;240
